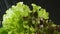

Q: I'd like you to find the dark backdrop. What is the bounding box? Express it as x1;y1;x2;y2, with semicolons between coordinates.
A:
0;0;60;25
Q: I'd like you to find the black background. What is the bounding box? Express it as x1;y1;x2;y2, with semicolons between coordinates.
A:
0;0;60;25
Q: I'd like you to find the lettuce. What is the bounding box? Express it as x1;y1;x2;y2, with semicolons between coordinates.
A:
0;2;59;34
